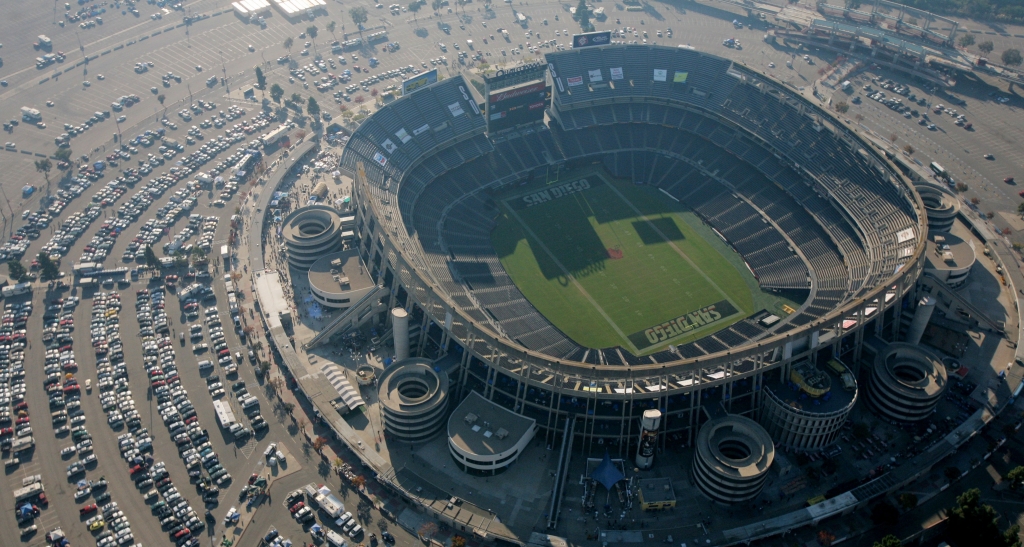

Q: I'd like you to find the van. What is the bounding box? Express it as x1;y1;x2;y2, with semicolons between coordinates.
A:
197;360;213;371
5;457;19;468
242;397;259;409
325;530;347;547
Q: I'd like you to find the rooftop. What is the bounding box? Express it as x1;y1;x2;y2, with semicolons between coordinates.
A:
448;392;536;457
308;250;375;296
764;359;858;415
638;477;676;503
252;269;290;329
924;230;976;271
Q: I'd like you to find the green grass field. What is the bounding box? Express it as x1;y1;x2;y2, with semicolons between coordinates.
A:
491;170;798;354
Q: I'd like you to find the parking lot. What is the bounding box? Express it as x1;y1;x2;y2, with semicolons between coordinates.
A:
0;0;1022;546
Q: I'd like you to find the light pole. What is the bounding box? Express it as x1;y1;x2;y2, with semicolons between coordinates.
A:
187;83;193;107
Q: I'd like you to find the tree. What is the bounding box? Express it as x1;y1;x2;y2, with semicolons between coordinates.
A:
432;0;442;14
37;252;61;281
290;92;303;104
854;113;864;122
270;83;284;103
452;536;467;547
575;0;591;30
7;260;27;283
157;94;166;105
1007;466;1024;489
173;250;188;267
956;182;969;193
306;25;318;56
834;100;849;113
979;40;995;55
333;457;344;471
349;7;368;37
408;1;421;24
419;522;438;541
971;197;981;205
959;33;976;48
282;401;295;414
870;501;899;526
1002;49;1023;67
54;148;72;162
897;493;918;510
987;211;996;219
34;158;52;182
307;97;321;121
947;488;1022;547
873;535;902;547
351;475;366;489
326;21;337;40
284;37;294;52
144;245;160;269
903;144;914;155
254;66;266;91
312;436;327;453
889;132;898;144
1018;202;1024;217
817;530;836;547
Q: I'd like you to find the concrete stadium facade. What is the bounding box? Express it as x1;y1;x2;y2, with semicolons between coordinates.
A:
339;44;929;459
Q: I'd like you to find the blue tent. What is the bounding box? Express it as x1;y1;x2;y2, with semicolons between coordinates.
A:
591;450;624;490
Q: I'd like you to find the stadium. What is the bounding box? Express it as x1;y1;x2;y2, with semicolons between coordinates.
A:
337;43;928;455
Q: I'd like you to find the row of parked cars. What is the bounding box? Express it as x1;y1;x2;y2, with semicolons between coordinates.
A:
0;302;32;468
120;288;209;547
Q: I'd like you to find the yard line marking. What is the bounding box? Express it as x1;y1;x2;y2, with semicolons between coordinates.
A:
601;181;742;314
503;203;640;355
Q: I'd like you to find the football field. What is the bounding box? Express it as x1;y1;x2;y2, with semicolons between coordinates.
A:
491;170;767;354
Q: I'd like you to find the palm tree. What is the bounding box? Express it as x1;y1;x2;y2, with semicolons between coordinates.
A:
326;21;337;41
34;158;52;196
306;25;318;56
408;1;421;25
349;7;368;40
283;37;294;53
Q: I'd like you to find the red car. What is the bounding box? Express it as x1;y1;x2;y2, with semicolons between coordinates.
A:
13;402;28;411
0;427;13;436
79;504;97;515
15;417;30;425
173;529;190;539
248;473;259;485
129;464;145;475
289;502;304;514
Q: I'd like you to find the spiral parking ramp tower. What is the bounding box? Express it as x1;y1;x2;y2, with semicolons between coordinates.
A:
692;415;774;504
915;183;960;233
759;359;858;451
378;358;450;442
281;205;345;270
867;342;948;422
